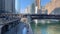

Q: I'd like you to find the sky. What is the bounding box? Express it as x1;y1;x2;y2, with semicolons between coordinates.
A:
41;0;51;6
15;0;51;13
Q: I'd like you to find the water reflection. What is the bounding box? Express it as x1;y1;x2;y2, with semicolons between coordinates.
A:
30;21;60;34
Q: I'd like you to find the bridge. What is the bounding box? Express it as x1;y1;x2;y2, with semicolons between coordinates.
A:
1;13;60;19
0;13;60;34
19;14;60;24
24;14;60;20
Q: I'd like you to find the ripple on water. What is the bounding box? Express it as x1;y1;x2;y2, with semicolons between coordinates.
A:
30;23;60;34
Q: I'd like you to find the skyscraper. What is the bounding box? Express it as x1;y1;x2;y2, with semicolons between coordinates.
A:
31;3;35;14
35;0;42;14
24;3;35;14
0;0;15;13
35;0;41;9
24;5;31;14
45;0;60;14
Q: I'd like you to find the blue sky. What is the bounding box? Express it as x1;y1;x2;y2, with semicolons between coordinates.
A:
41;0;51;6
20;0;51;9
20;0;34;10
15;0;51;13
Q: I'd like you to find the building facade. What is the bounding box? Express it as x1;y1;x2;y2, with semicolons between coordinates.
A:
31;3;35;14
0;0;15;13
35;0;41;9
24;3;35;14
24;5;31;14
35;0;42;14
50;7;60;15
45;0;60;14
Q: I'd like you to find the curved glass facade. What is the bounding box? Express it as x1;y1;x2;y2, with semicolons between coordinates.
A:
15;0;20;14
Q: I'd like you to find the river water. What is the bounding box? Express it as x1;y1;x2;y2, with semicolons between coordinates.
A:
30;20;60;34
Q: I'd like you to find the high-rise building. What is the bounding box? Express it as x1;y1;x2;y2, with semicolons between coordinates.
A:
31;3;35;14
50;7;60;15
0;0;15;13
41;7;48;14
35;0;42;14
24;3;35;14
24;5;31;14
45;0;60;14
35;0;41;9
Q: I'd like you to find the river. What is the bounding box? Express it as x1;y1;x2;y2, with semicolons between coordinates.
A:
30;20;60;34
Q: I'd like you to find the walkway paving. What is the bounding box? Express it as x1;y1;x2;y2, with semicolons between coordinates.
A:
27;24;33;34
1;22;33;34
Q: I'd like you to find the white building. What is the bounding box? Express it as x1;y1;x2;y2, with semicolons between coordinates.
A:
24;5;31;14
24;3;35;14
